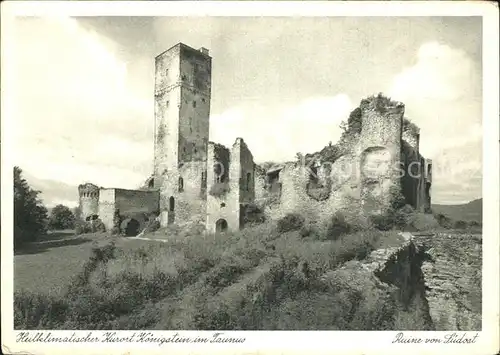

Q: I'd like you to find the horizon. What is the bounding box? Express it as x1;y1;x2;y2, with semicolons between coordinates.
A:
9;16;482;206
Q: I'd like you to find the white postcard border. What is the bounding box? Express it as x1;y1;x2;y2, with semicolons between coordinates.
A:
1;2;499;355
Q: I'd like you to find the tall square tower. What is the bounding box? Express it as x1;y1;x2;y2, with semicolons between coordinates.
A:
154;43;212;225
154;43;212;176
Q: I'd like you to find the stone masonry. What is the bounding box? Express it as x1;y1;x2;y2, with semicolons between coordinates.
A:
78;42;432;235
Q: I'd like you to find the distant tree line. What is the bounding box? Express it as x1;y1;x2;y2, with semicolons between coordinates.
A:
14;167;76;249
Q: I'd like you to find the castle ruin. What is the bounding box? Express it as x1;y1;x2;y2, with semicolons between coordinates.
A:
78;43;432;235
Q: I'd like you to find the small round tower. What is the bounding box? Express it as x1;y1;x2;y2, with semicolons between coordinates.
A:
78;183;100;220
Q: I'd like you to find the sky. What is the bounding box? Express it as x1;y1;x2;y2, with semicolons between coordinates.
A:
9;16;482;206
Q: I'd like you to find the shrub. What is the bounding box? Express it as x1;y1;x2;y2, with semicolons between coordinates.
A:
369;214;394;231
242;203;266;226
370;204;415;231
468;220;481;227
434;213;453;229
14;291;68;329
454;220;468;229
277;213;305;233
74;220;92;235
323;212;352;240
306;180;331;201
411;213;440;231
48;204;76;230
143;218;160;234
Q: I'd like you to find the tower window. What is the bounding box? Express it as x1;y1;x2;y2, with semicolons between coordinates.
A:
246;172;251;191
166;101;169;108
165;69;169;77
202;98;206;103
178;177;184;192
193;101;197;108
201;171;207;189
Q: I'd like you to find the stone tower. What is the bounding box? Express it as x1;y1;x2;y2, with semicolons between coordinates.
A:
154;43;212;226
358;97;405;214
78;183;99;220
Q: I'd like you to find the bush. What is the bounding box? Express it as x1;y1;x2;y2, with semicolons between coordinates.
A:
277;213;305;233
92;219;106;233
369;214;394;231
323;212;352;240
454;220;468;229
48;204;76;230
370;204;415;231
74;220;92;235
434;213;453;229
468;220;481;227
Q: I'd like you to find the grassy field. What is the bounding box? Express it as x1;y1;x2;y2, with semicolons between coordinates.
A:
14;208;481;330
14;231;159;296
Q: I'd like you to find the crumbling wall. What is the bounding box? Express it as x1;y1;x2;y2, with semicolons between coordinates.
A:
358;98;404;214
415;232;481;330
98;188;160;232
206;142;239;233
98;188;116;231
235;138;255;205
178;44;211;163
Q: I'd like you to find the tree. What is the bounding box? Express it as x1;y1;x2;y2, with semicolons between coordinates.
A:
48;204;76;230
14;167;48;247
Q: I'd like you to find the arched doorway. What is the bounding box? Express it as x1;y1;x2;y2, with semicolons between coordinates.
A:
169;196;175;212
123;218;140;236
215;219;228;232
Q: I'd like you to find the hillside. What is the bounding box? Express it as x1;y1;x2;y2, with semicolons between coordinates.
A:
432;198;482;223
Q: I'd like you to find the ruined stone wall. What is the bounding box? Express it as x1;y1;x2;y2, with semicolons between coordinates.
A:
154;45;181;177
78;183;100;220
415;232;481;330
235;138;255;205
114;189;160;216
154;44;212;228
401;141;422;209
206;142;239;233
358;101;404;214
98;188;160;231
98;188;116;232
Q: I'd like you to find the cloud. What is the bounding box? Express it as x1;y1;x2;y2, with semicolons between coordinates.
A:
388;41;482;204
11;17;153;189
209;94;353;163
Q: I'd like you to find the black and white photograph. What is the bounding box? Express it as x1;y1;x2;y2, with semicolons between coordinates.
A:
2;2;499;355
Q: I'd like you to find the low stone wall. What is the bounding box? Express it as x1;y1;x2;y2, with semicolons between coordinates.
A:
322;231;482;331
414;232;482;330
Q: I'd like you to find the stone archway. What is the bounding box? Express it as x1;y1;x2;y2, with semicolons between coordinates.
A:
215;219;228;233
121;218;140;236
